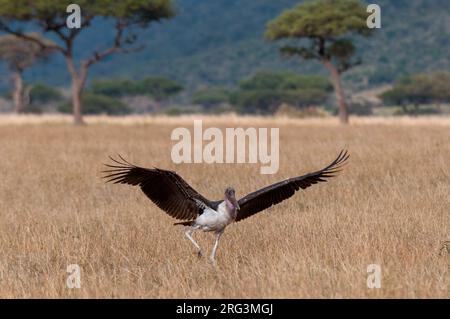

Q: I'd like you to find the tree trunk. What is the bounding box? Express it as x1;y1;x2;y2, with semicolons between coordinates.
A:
12;71;24;114
65;55;88;125
71;80;84;125
153;99;162;113
23;86;31;107
323;60;349;124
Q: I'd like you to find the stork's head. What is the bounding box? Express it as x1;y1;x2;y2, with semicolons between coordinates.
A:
224;186;240;210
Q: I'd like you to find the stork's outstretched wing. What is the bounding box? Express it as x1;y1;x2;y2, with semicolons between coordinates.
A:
236;150;349;222
102;156;217;220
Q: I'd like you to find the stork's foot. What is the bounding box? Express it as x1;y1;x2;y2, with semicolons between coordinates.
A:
209;257;217;266
197;250;203;258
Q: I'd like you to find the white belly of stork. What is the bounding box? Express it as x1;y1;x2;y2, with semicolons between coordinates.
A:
196;201;233;232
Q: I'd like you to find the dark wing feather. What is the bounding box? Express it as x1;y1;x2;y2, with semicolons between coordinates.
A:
236;150;349;222
102;155;215;221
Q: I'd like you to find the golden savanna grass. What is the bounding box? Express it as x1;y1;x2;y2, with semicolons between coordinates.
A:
0;115;448;298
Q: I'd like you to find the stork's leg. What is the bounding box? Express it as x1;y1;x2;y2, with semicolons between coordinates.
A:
209;230;224;265
185;226;203;257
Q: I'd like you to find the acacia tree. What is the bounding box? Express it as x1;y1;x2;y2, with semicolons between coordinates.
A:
0;0;174;124
0;33;56;113
266;0;371;124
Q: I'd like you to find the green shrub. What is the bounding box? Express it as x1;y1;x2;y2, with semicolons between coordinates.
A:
165;106;197;116
135;77;183;101
379;72;450;114
90;79;138;98
58;93;131;115
239;71;333;92
29;83;63;104
191;88;230;108
231;88;330;114
90;77;183;103
230;72;333;114
394;105;440;116
348;102;373;116
230;89;285;114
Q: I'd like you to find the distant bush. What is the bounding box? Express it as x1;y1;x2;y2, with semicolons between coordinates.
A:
134;77;183;102
2;83;64;113
164;106;198;116
230;71;333;114
58;93;131;115
230;89;284;114
231;88;331;114
239;71;333;92
379;72;450;114
90;79;138;98
393;105;441;116
328;100;373;116
29;83;63;105
191;88;230;108
285;89;331;108
21;104;44;114
3;83;65;114
90;77;183;106
165;107;183;116
348;102;373;116
208;104;235;114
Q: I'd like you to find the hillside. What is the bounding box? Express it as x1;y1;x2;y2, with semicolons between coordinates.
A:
2;0;450;92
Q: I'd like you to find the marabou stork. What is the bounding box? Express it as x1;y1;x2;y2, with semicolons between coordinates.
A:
102;150;349;264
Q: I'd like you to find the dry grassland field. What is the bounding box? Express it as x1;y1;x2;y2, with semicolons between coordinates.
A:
0;115;448;298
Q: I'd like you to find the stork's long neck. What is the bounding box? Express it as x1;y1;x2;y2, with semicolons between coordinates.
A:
224;198;238;220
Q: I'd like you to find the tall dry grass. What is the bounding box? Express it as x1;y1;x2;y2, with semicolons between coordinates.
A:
0;115;448;298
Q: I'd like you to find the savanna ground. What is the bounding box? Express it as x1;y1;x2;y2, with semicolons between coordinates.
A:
0;114;448;298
